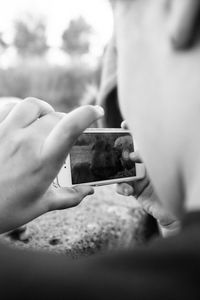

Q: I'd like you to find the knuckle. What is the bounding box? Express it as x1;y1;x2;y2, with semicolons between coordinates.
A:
71;195;83;207
24;97;38;105
10;130;40;163
23;97;40;112
55;112;66;119
1;130;24;156
24;97;53;111
82;104;93;111
52;112;64;122
41;112;63;125
12;131;29;150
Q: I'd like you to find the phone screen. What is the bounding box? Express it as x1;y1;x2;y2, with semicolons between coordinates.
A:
70;132;136;185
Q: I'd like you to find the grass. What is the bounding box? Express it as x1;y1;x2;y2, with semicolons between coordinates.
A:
0;62;100;112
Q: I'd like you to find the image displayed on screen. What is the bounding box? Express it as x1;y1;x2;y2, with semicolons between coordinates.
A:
70;132;136;184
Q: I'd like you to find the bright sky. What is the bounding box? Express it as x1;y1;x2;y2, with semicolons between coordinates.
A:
0;0;113;51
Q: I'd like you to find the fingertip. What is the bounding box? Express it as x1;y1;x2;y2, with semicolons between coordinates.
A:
121;120;128;129
80;105;104;119
116;183;133;196
116;183;125;196
123;185;134;196
85;187;95;196
129;151;141;163
129;152;137;160
94;105;104;118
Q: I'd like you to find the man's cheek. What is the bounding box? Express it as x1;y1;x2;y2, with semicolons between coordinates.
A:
118;57;161;138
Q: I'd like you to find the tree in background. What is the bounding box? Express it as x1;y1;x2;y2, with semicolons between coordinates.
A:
62;16;93;57
0;14;100;111
0;33;7;50
13;14;48;57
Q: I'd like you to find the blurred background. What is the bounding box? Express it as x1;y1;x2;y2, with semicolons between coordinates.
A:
0;0;113;112
0;1;155;252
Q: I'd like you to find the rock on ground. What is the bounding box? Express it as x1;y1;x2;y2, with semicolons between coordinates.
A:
0;186;156;258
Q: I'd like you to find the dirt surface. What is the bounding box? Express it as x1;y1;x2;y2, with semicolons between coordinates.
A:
0;186;150;258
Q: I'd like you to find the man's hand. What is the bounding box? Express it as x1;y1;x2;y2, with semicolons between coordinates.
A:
117;121;180;237
0;98;104;233
117;151;181;237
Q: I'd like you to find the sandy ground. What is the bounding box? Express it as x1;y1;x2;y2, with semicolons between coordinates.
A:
0;186;150;258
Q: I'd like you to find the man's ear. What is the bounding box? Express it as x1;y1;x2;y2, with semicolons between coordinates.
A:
167;0;200;50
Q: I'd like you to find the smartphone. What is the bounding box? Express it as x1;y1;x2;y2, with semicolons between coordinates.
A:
56;129;145;187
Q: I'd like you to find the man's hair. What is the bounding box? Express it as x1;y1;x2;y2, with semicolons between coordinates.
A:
109;0;132;11
109;0;132;5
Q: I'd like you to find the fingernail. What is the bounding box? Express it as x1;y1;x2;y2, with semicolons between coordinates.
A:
94;105;104;117
19;232;30;242
123;188;130;196
121;120;128;129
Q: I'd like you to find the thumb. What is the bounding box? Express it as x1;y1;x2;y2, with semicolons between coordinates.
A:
42;105;104;164
47;185;94;211
121;120;129;130
129;151;143;163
